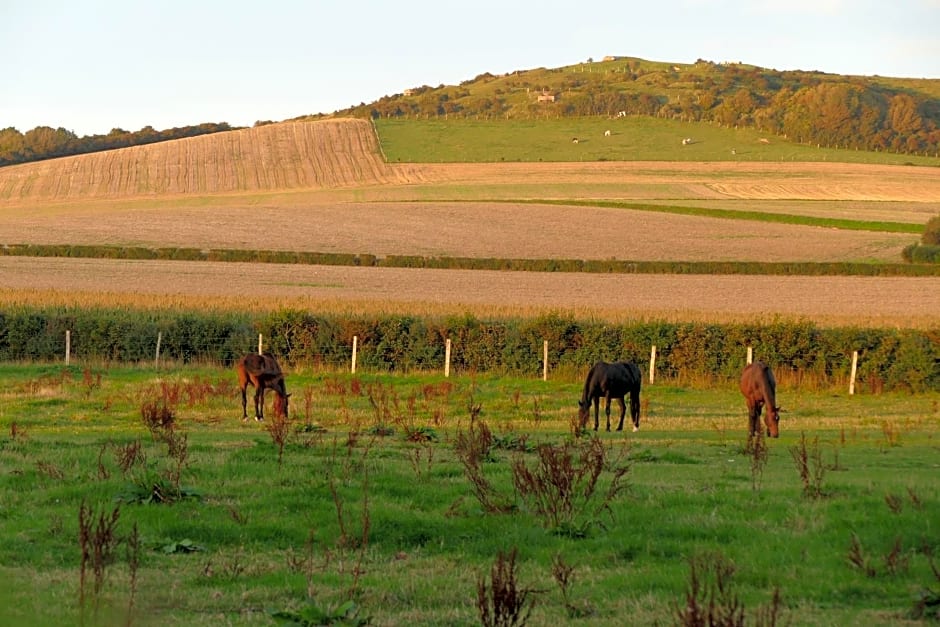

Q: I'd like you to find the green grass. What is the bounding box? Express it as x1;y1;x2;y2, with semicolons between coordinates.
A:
511;199;925;234
0;363;938;626
376;117;940;167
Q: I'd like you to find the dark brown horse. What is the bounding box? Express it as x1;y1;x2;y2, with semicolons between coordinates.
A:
739;361;780;438
578;361;642;432
236;353;289;421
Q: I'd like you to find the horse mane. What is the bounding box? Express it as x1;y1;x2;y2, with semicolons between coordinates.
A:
581;361;602;405
758;363;777;409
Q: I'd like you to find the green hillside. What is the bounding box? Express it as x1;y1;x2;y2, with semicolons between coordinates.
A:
323;56;940;159
375;116;940;166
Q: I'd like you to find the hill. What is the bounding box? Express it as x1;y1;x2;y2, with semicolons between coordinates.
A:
0;119;422;200
2;118;939;205
322;56;940;158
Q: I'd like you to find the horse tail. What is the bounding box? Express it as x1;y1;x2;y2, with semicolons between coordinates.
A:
629;363;642;423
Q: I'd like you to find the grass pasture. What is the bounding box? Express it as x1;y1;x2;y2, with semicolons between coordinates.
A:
376;117;940;167
1;363;938;626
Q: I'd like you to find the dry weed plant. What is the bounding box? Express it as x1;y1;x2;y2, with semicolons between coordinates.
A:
140;397;175;442
265;411;291;468
881;420;901;448
325;437;372;598
788;431;827;499
476;548;539;627
35;460;65;480
551;553;594;618
674;552;783;627
78;500;122;621
847;533;876;577
511;437;630;534
9;420;25;441
674;553;745;627
745;430;769;491
454;420;513;514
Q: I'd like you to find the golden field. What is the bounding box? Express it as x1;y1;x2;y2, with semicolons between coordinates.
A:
1;118;938;327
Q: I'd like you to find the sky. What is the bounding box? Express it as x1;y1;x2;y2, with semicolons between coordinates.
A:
2;0;939;137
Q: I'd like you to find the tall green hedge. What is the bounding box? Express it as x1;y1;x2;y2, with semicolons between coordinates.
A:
0;307;937;392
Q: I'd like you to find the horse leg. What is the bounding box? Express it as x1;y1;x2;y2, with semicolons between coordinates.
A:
254;386;265;421
604;396;612;431
615;397;626;431
630;389;641;432
747;400;760;434
593;397;600;431
240;385;249;420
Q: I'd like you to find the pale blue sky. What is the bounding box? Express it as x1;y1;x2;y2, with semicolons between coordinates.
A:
2;0;938;136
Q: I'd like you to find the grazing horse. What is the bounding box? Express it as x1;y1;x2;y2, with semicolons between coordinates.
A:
739;361;780;438
578;361;642;432
236;353;289;421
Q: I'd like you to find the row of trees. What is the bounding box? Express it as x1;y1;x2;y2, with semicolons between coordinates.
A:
0;122;235;167
345;62;940;156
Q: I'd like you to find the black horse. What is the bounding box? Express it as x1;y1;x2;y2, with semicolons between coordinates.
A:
578;361;642;432
236;353;289;421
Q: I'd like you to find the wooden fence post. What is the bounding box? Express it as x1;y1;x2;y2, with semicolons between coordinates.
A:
746;346;753;365
444;339;451;378
849;350;858;395
649;345;656;385
351;335;358;374
542;340;548;381
258;334;263;354
65;330;71;366
155;332;162;369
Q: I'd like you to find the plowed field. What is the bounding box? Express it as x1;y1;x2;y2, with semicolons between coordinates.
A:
0;118;937;326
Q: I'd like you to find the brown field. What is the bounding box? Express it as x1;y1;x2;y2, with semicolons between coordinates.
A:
0;118;938;327
2;257;939;328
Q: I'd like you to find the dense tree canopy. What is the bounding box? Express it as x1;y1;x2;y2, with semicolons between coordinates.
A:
0;122;235;167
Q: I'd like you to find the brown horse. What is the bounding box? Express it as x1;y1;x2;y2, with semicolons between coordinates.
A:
739;361;780;438
578;361;642;432
236;353;289;421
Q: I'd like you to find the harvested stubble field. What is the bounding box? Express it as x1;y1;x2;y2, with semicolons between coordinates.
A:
2;258;940;328
0;118;938;326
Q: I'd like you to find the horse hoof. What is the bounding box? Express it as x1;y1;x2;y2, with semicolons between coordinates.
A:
633;426;639;432
255;416;263;422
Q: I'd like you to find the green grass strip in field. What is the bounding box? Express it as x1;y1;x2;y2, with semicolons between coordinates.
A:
514;199;924;234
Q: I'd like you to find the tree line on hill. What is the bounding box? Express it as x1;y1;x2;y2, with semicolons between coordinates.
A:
339;59;940;157
0;122;235;167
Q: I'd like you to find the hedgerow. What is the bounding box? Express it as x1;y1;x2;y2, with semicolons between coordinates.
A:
0;307;936;392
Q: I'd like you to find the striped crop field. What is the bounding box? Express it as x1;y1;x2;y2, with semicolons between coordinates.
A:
0;118;938;326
